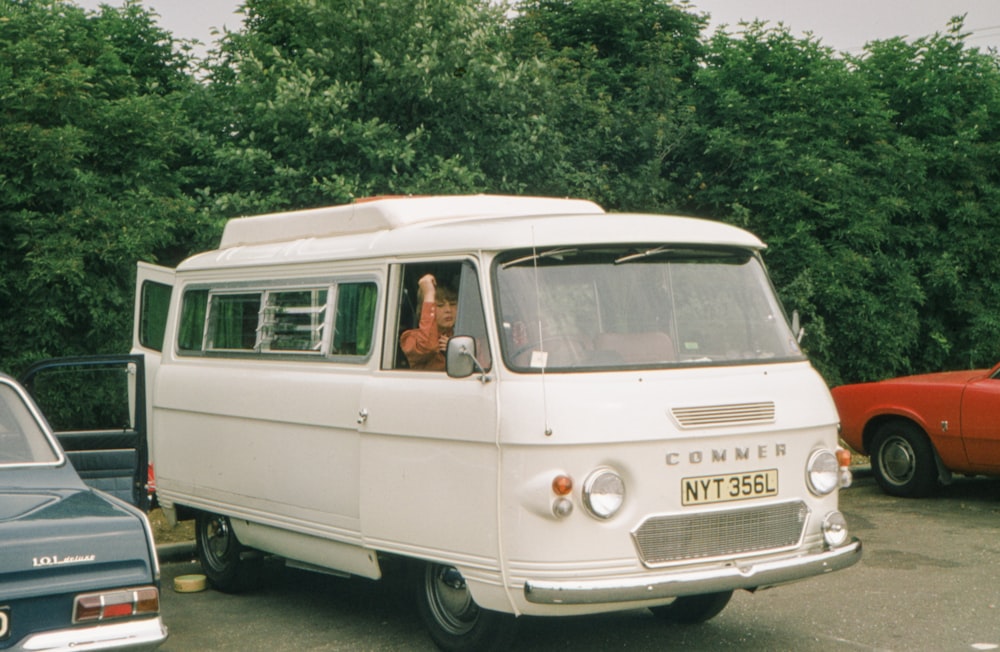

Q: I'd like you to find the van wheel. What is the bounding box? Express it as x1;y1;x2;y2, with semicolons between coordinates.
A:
871;421;938;497
196;512;267;592
416;562;518;652
648;591;733;624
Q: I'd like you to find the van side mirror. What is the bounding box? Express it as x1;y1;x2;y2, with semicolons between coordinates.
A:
446;336;489;382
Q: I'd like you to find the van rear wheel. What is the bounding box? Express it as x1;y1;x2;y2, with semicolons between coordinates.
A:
195;512;271;592
416;562;517;652
648;590;733;624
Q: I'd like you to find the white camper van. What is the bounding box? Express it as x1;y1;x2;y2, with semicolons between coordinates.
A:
128;195;858;649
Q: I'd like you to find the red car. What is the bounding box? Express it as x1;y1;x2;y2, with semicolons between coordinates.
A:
831;361;1000;497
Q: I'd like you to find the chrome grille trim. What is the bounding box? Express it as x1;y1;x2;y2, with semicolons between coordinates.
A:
671;402;775;428
632;501;809;567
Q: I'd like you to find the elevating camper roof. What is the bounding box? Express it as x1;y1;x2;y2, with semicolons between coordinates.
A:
218;195;605;248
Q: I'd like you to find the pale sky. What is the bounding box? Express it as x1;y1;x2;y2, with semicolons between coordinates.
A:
73;0;1000;54
693;0;1000;53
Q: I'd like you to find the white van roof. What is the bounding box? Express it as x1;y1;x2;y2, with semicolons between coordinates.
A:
218;195;605;248
179;195;765;272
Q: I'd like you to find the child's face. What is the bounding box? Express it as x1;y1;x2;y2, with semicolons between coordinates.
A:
436;298;457;328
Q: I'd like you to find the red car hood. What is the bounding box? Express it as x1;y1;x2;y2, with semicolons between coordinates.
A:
882;369;988;386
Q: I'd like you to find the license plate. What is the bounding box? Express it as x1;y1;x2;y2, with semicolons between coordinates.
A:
682;469;778;506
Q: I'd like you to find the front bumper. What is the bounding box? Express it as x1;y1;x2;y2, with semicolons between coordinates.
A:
12;616;167;651
524;537;861;605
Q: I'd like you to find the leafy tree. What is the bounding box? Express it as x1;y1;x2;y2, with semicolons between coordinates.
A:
853;20;1000;374
671;18;1000;384
6;1;1000;391
0;0;200;373
192;0;559;214
509;0;707;209
667;22;926;384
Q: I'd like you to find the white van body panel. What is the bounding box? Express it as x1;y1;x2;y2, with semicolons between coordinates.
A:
140;195;858;622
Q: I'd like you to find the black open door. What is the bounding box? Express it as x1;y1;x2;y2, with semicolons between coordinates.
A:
20;355;150;510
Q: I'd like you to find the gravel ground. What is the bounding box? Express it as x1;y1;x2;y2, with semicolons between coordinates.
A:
150;508;195;545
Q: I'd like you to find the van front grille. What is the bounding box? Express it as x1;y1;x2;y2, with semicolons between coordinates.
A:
671;402;775;428
632;501;808;566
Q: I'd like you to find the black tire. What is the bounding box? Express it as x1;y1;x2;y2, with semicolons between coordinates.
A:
416;562;518;652
195;512;271;592
871;420;938;498
648;591;733;624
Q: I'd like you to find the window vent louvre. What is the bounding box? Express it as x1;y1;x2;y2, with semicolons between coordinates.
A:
671;402;775;428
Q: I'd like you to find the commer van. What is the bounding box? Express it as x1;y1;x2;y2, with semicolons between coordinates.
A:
55;195;863;650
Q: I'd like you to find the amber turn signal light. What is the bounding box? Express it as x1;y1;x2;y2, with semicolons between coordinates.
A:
552;474;573;496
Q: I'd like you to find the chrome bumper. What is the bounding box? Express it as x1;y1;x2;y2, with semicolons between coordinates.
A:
524;538;862;605
15;616;167;651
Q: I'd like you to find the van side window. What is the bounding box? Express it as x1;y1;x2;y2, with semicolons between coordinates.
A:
333;282;377;356
261;289;328;352
393;262;490;371
178;289;208;352
177;281;378;361
138;280;172;352
208;293;262;351
455;262;492;371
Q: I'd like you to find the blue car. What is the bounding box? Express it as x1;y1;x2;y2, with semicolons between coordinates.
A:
0;371;166;650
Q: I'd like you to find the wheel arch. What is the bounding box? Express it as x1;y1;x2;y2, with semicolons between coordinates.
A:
862;414;950;484
861;412;930;455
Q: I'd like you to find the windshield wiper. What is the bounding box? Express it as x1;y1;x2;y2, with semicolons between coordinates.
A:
614;246;672;264
501;248;578;269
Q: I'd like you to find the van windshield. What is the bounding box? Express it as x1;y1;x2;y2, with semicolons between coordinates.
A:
494;246;804;372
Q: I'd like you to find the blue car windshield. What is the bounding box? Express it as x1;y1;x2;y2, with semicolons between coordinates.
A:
0;382;60;465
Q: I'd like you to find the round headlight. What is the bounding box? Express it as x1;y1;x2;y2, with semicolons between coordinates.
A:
583;467;625;520
806;449;840;496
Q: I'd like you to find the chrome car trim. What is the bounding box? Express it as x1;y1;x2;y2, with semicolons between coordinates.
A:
0;377;67;469
671;402;775;429
523;538;861;605
13;615;167;651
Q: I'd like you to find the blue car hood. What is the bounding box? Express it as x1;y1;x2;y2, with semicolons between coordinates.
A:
0;485;156;601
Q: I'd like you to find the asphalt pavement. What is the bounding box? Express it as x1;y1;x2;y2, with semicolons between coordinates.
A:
154;468;1000;651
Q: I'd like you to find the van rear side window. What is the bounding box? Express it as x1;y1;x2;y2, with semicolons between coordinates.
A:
138;280;171;352
177;281;377;360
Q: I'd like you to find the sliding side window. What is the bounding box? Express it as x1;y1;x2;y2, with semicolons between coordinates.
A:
260;289;328;352
208;293;262;351
177;281;377;361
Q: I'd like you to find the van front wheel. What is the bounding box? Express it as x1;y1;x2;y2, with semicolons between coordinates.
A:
416;562;517;652
196;512;266;592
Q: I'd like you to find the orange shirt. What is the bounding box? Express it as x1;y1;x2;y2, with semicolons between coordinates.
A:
400;302;453;370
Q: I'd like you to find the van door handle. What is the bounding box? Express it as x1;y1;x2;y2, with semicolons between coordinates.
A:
357;408;368;425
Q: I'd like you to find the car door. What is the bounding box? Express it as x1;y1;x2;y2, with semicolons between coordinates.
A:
358;260;501;557
20;355;150;510
960;368;1000;472
17;263;174;510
